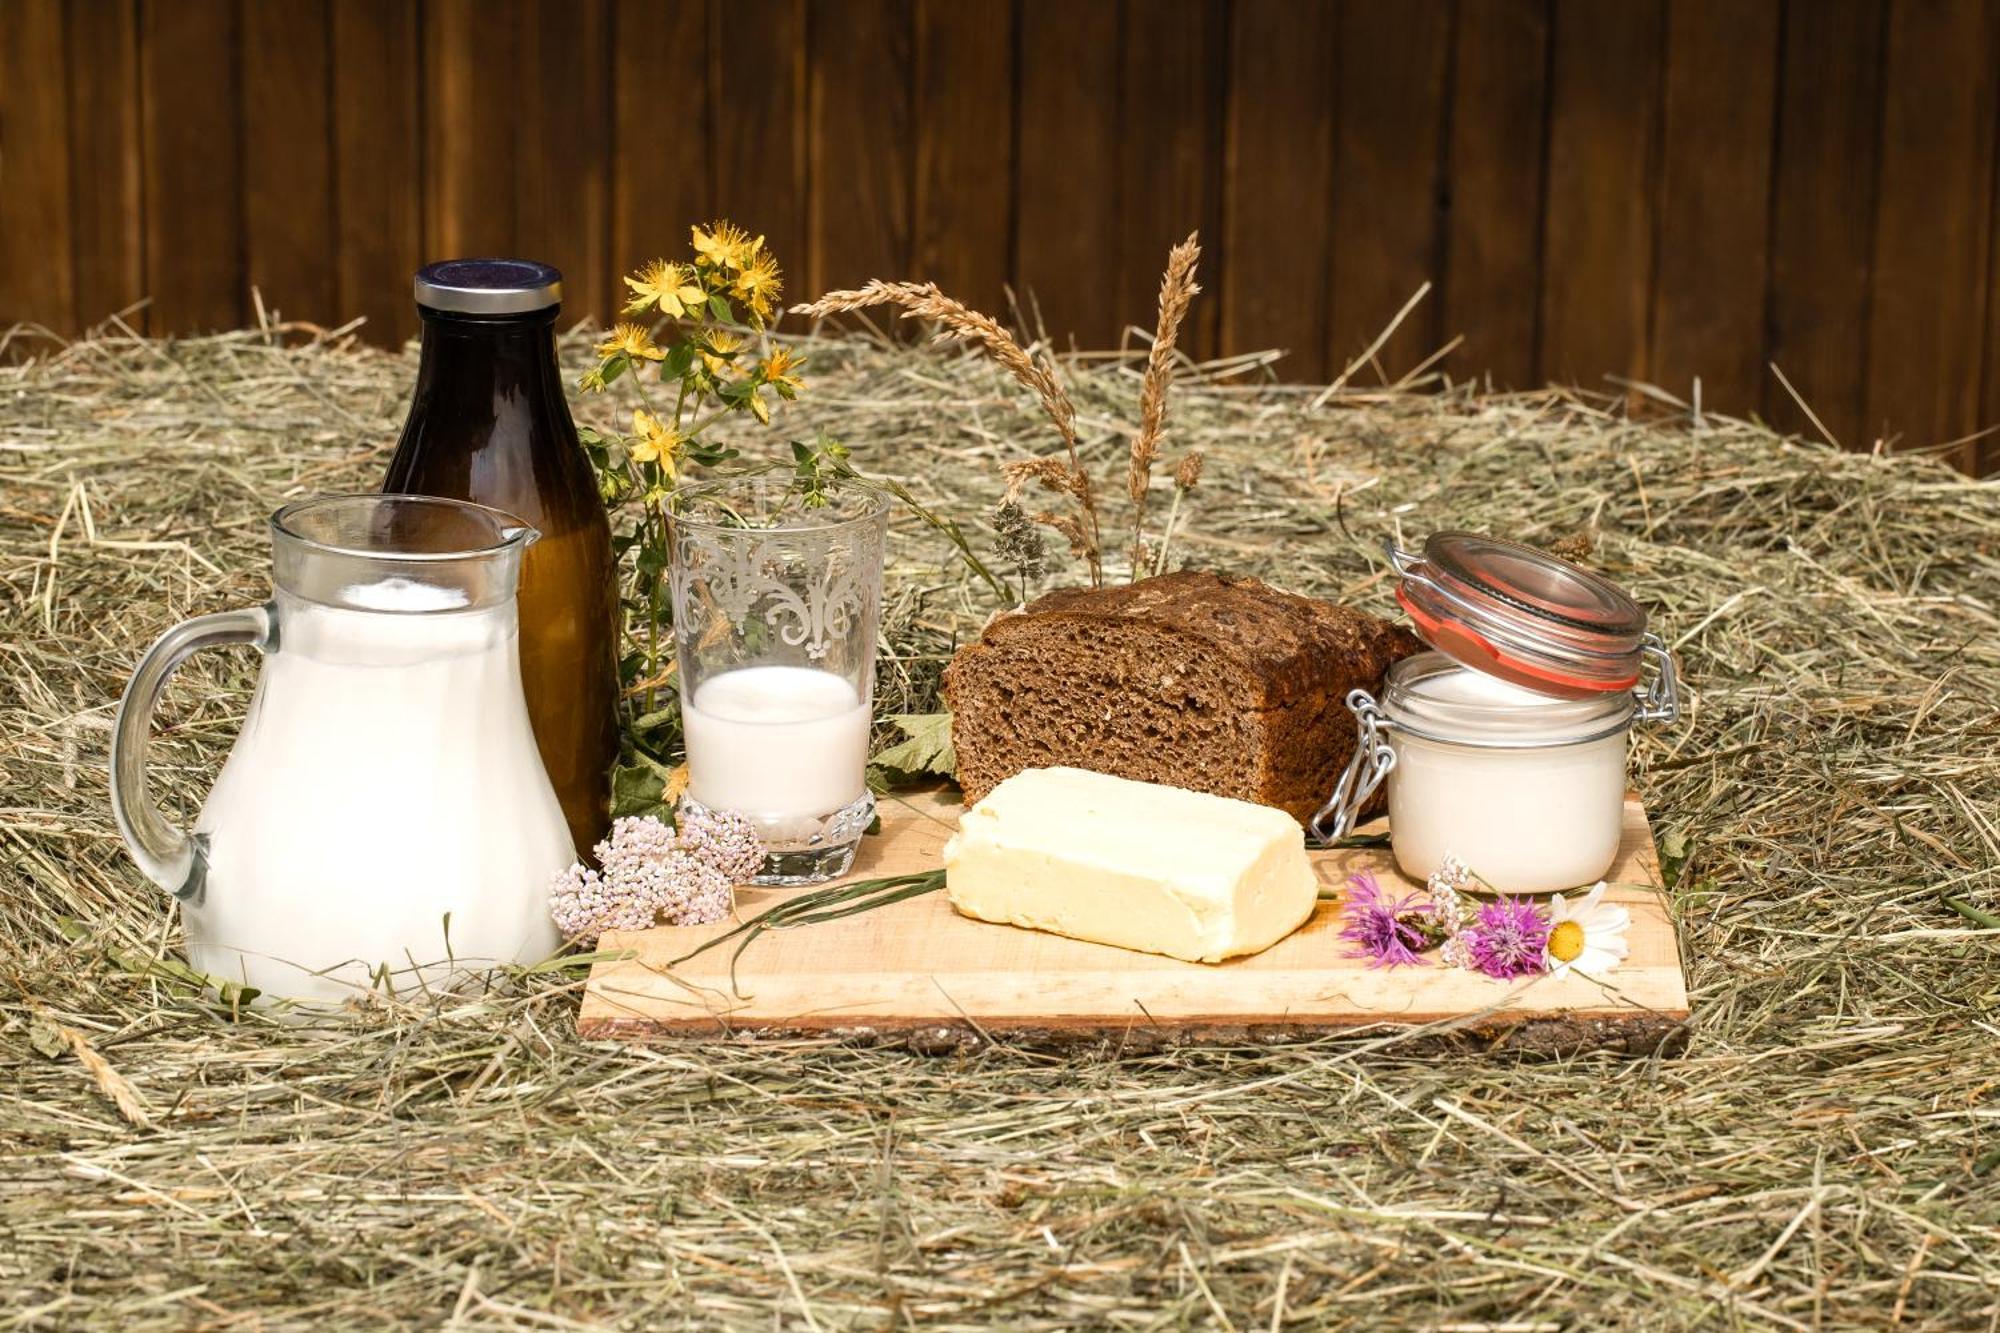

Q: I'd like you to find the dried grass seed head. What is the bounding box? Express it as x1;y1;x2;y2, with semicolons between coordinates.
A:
1128;231;1203;502
1173;450;1205;491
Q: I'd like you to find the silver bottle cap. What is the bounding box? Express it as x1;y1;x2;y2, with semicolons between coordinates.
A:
414;259;563;315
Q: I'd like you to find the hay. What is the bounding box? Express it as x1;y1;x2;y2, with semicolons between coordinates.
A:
3;317;1998;1329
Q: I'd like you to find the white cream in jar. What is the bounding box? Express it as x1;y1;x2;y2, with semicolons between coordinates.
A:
1379;653;1633;891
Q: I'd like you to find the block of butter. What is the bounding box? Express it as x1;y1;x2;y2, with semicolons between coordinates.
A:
942;766;1318;963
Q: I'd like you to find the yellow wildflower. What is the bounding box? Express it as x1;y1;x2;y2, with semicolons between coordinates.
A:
691;220;757;273
698;330;744;375
732;253;783;323
744;387;771;426
595;322;666;363
623;259;706;318
759;345;804;397
628;409;682;479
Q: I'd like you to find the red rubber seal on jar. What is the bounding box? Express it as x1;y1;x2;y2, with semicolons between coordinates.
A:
1390;533;1648;699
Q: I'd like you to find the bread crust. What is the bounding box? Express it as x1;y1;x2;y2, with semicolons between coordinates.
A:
943;571;1422;822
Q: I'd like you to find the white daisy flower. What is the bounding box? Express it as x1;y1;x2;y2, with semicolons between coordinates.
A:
1544;881;1630;978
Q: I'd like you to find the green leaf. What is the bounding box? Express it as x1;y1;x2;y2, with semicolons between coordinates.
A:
522;948;636;974
28;1019;65;1060
687;441;738;466
630;701;680;735
663;340;695;379
708;294;733;323
217;981;262;1014
629;746;680;777
868;712;956;788
611;760;669;820
1659;829;1691;889
599;352;630;387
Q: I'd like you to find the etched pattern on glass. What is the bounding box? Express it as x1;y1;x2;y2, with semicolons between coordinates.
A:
668;527;877;668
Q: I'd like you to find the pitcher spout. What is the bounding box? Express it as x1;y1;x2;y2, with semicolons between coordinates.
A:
270;494;539;613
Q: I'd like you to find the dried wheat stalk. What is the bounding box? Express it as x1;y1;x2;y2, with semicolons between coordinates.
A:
795;280;1104;585
797;239;1207;587
1126;232;1202;571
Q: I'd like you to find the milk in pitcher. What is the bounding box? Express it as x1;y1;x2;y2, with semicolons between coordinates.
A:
189;578;570;1002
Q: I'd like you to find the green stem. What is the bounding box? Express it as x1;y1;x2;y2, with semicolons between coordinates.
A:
644;503;667;714
668;869;948;997
841;465;1011;603
1941;894;2000;929
629;367;664;418
1152;486;1187;579
679;401;736;440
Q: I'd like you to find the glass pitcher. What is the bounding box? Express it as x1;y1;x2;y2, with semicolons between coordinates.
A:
111;495;573;1004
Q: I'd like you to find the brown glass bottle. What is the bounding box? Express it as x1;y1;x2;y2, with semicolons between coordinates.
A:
383;260;619;855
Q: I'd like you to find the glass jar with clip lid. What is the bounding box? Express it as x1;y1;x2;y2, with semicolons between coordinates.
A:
1311;533;1680;892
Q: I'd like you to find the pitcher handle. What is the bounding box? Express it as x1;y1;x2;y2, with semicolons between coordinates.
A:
110;605;274;901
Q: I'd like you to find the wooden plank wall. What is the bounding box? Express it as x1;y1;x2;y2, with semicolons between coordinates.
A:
3;0;1999;474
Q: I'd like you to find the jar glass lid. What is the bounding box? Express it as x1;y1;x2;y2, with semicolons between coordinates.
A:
1389;532;1649;698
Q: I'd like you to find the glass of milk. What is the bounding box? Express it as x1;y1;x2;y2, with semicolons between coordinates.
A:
110;495;573;1006
667;472;889;884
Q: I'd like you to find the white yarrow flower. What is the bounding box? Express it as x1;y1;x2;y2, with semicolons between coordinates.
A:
1544;881;1630;978
1427;852;1472;921
1428;852;1475;966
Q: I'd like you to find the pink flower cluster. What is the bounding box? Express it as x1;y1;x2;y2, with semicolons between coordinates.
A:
548;808;764;945
674;805;766;884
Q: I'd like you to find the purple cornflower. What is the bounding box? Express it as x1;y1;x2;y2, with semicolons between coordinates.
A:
1338;871;1435;968
1464;896;1552;980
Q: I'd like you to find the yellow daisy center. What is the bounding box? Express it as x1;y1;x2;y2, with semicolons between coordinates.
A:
1548;920;1585;963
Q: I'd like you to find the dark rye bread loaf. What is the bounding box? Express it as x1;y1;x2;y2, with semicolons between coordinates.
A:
943;571;1423;824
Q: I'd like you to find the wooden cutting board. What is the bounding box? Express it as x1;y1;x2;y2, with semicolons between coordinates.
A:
578;789;1690;1052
